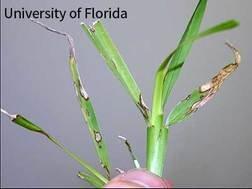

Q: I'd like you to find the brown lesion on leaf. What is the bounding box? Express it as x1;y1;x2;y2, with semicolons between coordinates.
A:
185;94;192;101
100;161;110;179
189;42;241;115
199;81;213;93
89;26;95;33
94;131;102;146
110;59;118;72
77;79;89;100
137;94;149;119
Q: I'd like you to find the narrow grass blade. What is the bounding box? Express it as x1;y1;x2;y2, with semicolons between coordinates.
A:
162;0;207;108
69;55;111;178
166;42;241;126
196;19;239;39
1;109;108;185
81;21;150;124
78;171;105;188
31;20;111;178
118;135;140;168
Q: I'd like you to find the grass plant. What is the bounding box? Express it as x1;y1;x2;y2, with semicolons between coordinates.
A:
1;0;241;187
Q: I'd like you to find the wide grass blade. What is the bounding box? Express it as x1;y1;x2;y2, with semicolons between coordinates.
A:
162;0;207;108
81;21;150;123
1;109;108;185
31;20;111;178
166;42;241;126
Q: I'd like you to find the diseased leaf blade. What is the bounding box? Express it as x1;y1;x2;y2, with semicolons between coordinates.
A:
166;89;204;126
81;21;150;123
30;20;111;179
69;56;111;178
166;42;241;126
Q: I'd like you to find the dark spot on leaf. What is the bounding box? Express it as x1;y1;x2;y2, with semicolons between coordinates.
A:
89;27;95;33
77;79;89;100
94;131;102;143
185;94;191;100
137;94;149;119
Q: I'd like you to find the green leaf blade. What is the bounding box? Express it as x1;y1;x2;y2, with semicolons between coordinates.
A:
81;21;150;123
69;56;111;178
162;0;207;107
197;19;239;39
29;20;111;179
12;115;44;133
166;89;204;126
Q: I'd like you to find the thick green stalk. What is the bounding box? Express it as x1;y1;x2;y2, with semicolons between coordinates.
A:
147;127;168;176
147;52;174;176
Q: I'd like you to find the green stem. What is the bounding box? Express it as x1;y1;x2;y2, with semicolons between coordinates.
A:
147;127;168;176
147;52;174;176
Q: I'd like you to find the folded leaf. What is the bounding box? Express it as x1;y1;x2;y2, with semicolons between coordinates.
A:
81;21;150;123
166;42;241;126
